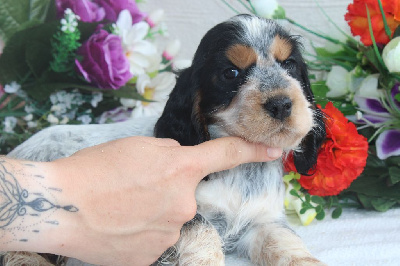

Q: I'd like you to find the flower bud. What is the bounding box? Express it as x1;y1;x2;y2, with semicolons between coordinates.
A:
382;36;400;73
251;0;279;19
146;9;164;28
163;39;181;61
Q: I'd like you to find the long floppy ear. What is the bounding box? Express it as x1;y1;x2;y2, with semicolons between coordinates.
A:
154;67;209;146
292;64;326;175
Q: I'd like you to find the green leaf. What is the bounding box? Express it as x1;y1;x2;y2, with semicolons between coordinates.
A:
305;193;311;203
365;6;386;72
299;207;308;215
0;0;51;42
388;166;400;186
326;196;334;209
310;81;329;106
315;209;325;220
357;194;374;209
332;206;342;219
395;93;400;103
311;196;326;205
377;0;392;39
371;198;397;212
0;21;59;86
394;26;400;38
289;189;300;198
25;40;52;78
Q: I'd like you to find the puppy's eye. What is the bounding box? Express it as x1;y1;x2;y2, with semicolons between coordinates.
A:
223;68;240;80
281;59;296;70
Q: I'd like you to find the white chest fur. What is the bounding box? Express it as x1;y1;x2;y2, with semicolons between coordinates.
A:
195;160;286;252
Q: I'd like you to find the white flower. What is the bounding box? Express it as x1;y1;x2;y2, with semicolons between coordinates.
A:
3;117;17;133
61;8;79;33
4;81;21;94
27;121;38;128
382;36;400;73
163;39;181;60
325;66;363;98
116;10;157;76
91;92;103;107
129;72;176;118
251;0;279;19
47;114;59;124
23;114;33;121
77;114;92;124
173;59;192;71
146;9;164;28
355;74;382;99
59;116;69;125
24;104;35;114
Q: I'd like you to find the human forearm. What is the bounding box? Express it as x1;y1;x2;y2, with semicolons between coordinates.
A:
0;157;79;256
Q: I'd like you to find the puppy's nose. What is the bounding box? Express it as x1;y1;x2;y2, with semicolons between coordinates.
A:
264;96;292;121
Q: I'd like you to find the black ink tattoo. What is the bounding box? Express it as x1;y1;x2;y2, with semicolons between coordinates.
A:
0;160;78;229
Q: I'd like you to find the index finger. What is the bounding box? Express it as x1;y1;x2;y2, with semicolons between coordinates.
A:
183;137;283;178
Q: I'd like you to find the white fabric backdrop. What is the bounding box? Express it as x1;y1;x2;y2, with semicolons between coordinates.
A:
140;0;352;60
67;1;400;265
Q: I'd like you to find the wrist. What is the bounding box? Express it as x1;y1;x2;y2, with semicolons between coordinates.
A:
0;158;83;258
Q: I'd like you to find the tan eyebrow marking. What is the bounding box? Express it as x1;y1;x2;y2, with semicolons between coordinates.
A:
226;44;257;69
270;35;292;61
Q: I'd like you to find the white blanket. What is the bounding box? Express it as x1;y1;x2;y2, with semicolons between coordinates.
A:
67;207;400;266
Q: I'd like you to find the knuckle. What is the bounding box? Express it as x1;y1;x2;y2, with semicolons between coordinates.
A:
180;200;197;222
168;232;181;246
224;141;242;168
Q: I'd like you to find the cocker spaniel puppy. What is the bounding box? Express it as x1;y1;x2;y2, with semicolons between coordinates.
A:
7;14;326;266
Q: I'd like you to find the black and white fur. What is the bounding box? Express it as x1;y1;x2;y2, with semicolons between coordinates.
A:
7;15;326;265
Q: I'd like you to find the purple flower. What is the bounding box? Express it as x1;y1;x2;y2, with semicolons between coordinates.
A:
351;83;400;160
56;0;105;22
75;29;132;89
391;83;400;110
376;129;400;159
94;0;146;23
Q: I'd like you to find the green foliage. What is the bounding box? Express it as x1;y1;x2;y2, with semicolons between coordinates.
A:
394;26;400;38
0;0;51;42
50;30;81;73
342;150;400;212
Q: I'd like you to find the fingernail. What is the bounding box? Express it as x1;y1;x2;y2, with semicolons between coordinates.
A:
267;147;283;158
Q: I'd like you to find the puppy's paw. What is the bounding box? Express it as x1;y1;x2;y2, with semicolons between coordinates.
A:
177;224;224;266
290;256;327;266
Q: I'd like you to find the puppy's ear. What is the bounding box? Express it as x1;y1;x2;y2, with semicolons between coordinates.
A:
293;64;326;174
293;108;326;175
154;67;209;146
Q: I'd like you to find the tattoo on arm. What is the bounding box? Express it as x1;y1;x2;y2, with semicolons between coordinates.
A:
0;159;78;231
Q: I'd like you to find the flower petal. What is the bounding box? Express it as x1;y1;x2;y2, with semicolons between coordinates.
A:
326;66;349;97
391;83;400;110
376;129;400;159
354;96;391;116
356;74;381;98
116;9;133;31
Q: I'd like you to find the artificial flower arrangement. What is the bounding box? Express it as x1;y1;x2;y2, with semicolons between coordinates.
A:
228;0;399;225
0;0;183;154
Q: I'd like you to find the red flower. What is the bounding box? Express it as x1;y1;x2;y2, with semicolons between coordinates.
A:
345;0;400;46
285;102;368;196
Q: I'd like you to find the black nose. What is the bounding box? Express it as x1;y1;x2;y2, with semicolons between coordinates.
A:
264;96;292;121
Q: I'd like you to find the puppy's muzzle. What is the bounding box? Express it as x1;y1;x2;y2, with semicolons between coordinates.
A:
264;96;292;121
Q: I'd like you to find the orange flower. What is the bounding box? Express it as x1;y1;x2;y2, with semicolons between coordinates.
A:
285;102;368;196
345;0;400;46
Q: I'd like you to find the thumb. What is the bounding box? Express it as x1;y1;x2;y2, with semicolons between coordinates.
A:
183;137;283;179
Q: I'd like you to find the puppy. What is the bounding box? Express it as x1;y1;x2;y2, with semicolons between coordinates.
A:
7;14;326;266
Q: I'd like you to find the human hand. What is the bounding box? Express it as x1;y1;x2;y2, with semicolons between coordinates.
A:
45;136;282;265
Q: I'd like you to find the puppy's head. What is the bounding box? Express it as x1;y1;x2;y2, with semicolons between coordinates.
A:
155;15;326;174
